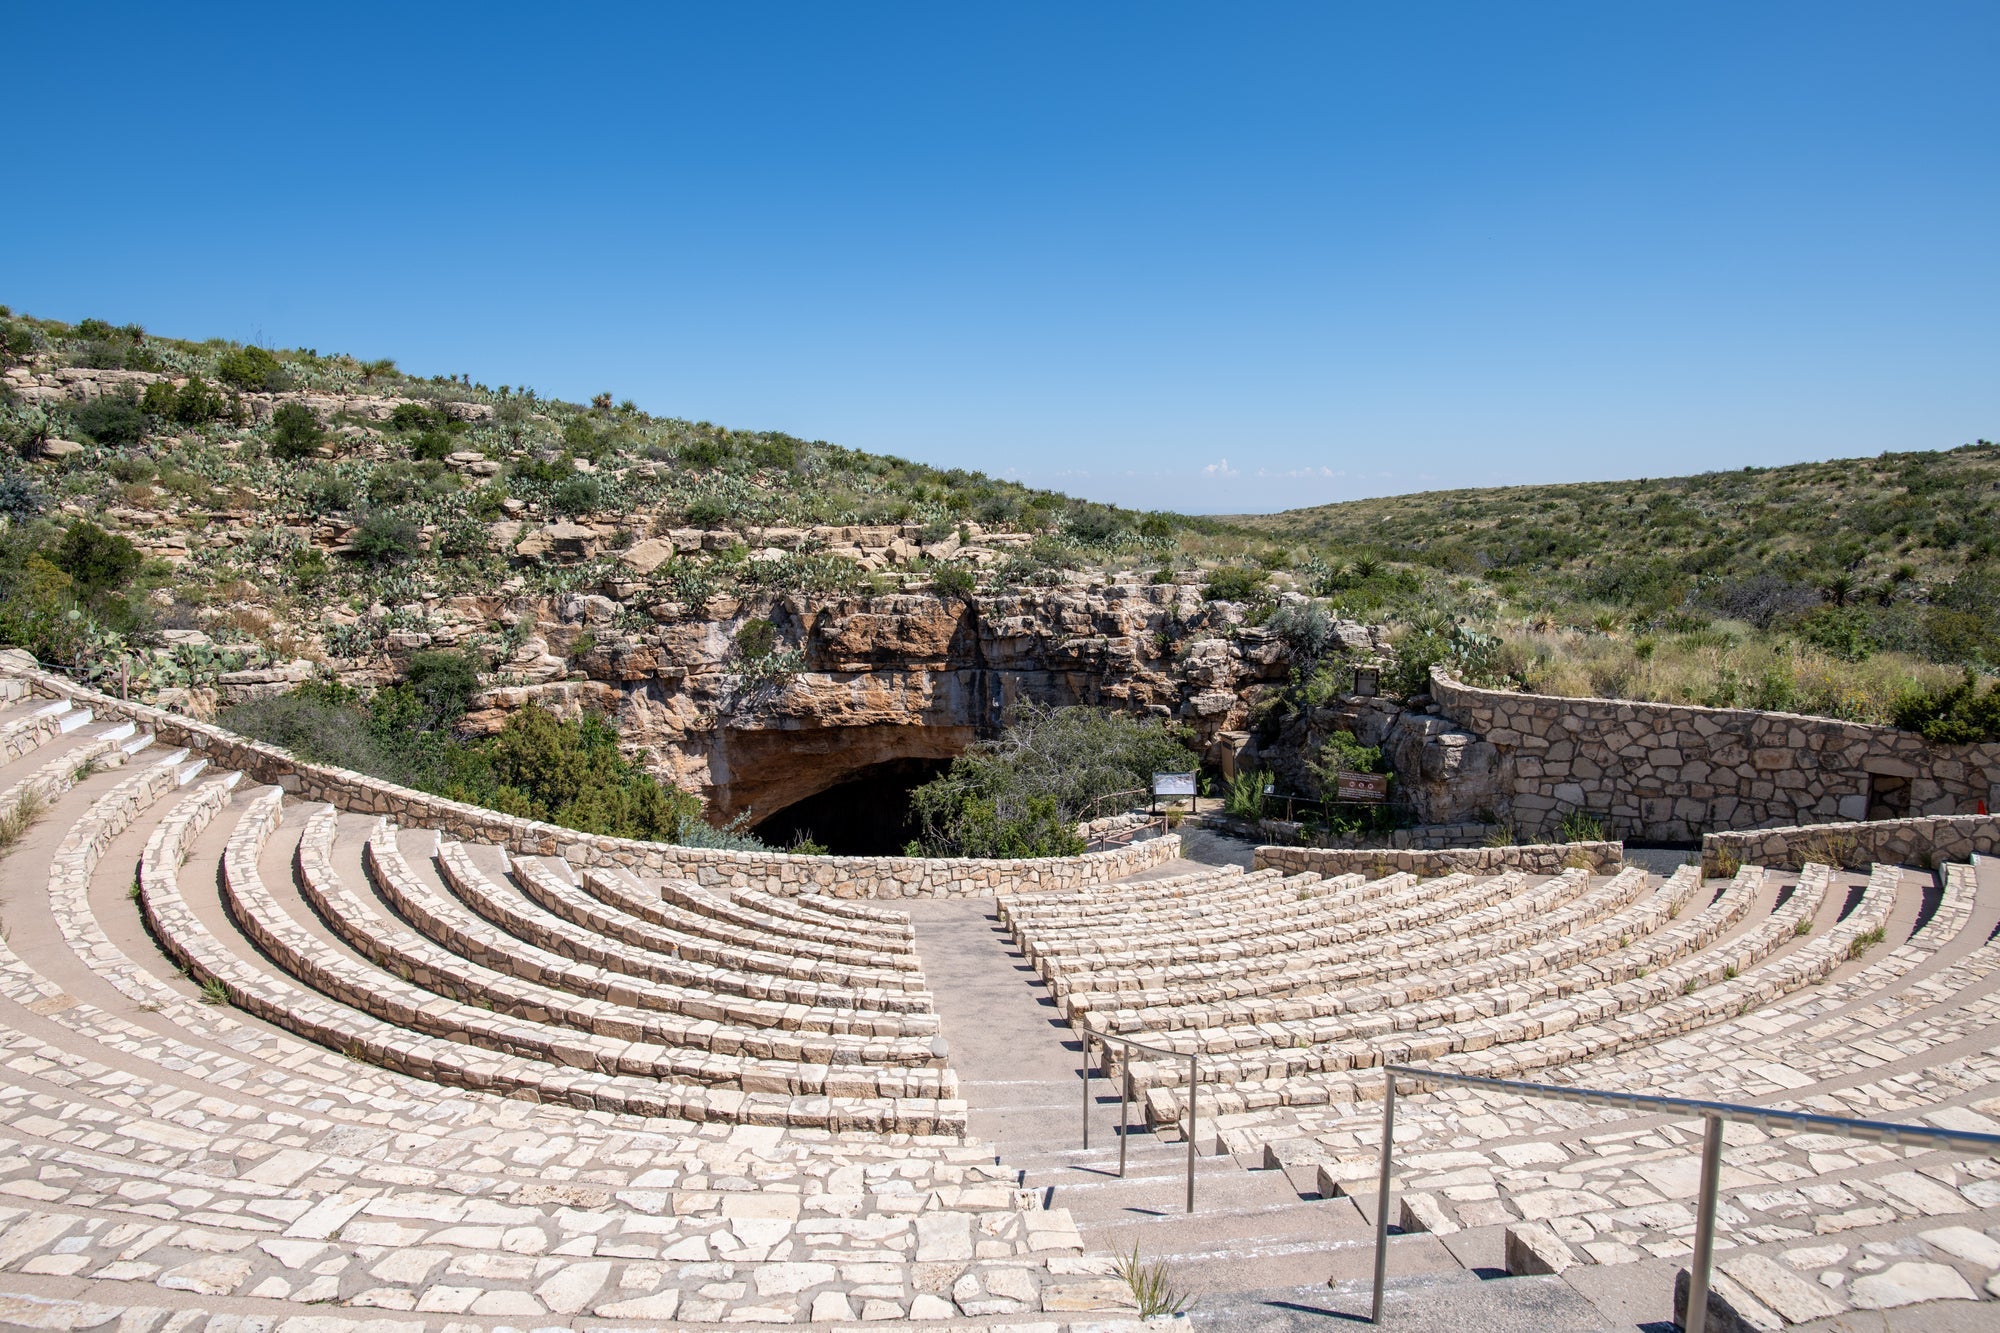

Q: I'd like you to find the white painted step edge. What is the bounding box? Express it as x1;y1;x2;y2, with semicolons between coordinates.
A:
55;708;93;734
94;721;137;744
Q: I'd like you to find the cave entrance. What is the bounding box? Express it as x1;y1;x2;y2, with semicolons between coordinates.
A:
751;757;954;855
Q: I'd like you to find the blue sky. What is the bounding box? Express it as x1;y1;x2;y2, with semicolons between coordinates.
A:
7;4;1996;514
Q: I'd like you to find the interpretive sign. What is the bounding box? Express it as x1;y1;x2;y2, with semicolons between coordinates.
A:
1335;772;1389;803
1153;772;1197;798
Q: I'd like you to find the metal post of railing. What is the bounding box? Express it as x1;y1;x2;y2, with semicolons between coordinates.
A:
1119;1061;1130;1178
1685;1114;1724;1333
1186;1052;1198;1214
1080;1031;1091;1151
1370;1071;1397;1324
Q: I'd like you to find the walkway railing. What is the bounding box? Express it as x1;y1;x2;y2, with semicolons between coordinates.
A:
1080;1029;1199;1212
1368;1064;2000;1330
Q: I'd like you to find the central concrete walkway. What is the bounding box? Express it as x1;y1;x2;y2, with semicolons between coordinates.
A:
904;896;1627;1330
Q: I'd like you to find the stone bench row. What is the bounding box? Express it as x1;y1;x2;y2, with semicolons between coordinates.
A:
1084;866;1695;1038
515;856;931;994
434;841;932;1015
331;819;950;1077
556;859;923;973
1035;870;1564;981
1146;862;1897;1127
1112;866;1760;1071
1014;870;1352;947
647;870;919;957
138;783;965;1134
379;831;937;1040
1046;870;1570;1002
1130;864;1818;1091
280;805;957;1101
999;866;1278;929
1067;869;1643;1021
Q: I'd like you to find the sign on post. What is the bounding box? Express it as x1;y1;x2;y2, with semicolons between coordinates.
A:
1335;772;1389;804
1153;772;1197;798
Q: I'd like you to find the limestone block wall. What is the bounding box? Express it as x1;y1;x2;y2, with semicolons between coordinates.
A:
1430;670;2000;843
0;659;1177;898
1702;813;2000;874
1254;840;1623;877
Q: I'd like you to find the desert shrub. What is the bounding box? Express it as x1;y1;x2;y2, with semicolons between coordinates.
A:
931;562;978;599
284;546;330;592
0;473;45;521
1892;669;2000;744
679;438;731;469
1203;565;1268;602
350;511;422;565
1266;601;1337;661
268;403;325;461
408;429;455;461
308;470;357;513
0;320;36;365
1223;767;1273;820
552;474;603;515
1559;809;1607;843
907;701;1195;857
749;437;797;470
51;521;139;595
69;393;148;446
169;375;224;424
402;649;483;727
685;496;730;526
733;618;778;662
215;345;290;392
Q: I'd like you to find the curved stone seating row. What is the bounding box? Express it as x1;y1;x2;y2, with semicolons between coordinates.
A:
998;863;1248;920
1131;864;1824;1091
1002;867;1301;932
644;869;919;956
568;861;922;971
136;784;964;1132
793;886;922;934
1112;865;1762;1068
1022;870;1476;963
1145;862;1898;1126
386;834;934;1038
436;840;932;1014
1040;870;1563;994
1084;866;1699;1038
1066;866;1650;1020
322;817;947;1074
513;855;929;993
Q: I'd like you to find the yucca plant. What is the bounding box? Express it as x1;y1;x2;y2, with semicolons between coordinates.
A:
1114;1244;1192;1319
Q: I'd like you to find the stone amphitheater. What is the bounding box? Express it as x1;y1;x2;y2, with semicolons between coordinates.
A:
0;653;1997;1332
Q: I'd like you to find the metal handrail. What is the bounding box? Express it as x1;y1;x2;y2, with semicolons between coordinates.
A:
1084;814;1167;852
1079;1028;1199;1213
1368;1064;2000;1330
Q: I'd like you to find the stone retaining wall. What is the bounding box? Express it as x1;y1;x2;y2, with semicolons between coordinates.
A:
1430;670;2000;843
1253;840;1623;877
1701;813;2000;874
0;658;1177;898
1254;818;1504;850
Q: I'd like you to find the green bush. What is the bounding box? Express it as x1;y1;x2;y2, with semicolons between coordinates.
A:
679;439;731;469
734;618;778;662
269;403;325;461
409;429;455;461
0;321;36;365
215;345;290;392
685;496;730;526
931;562;978;599
907;701;1195;857
350;511;421;565
168;375;224;425
1892;669;2000;743
70;393;148;446
0;473;45;520
51;521;139;595
1223;768;1273;820
552;474;603;515
402;649;483;727
1203;565;1269;602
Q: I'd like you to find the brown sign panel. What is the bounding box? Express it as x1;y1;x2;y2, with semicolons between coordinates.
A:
1335;772;1389;803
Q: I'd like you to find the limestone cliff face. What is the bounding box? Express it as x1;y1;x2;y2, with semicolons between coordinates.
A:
456;582;1295;824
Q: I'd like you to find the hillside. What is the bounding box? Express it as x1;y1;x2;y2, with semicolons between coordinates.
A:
0;303;1993;779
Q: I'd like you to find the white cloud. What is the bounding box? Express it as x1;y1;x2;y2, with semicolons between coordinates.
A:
1202;458;1240;478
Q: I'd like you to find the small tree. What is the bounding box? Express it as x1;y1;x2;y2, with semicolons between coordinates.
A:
52;521;140;596
215;345;290;392
350;511;421;565
268;403;326;461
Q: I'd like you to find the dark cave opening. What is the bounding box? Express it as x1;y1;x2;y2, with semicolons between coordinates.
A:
750;757;955;855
